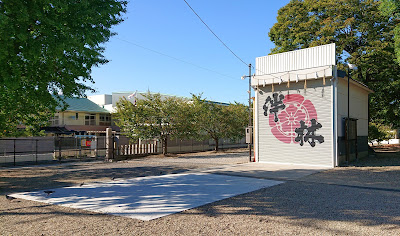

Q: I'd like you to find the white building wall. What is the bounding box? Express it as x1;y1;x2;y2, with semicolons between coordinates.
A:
88;94;112;107
336;77;370;161
337;78;369;137
256;79;334;167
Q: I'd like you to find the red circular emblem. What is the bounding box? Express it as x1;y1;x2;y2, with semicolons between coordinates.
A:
269;94;317;144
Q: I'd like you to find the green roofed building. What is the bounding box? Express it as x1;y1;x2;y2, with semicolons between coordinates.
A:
44;96;113;135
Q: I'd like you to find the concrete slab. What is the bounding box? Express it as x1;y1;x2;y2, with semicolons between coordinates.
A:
10;173;282;221
199;162;330;180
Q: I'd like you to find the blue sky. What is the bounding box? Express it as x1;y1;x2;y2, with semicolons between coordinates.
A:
90;0;290;104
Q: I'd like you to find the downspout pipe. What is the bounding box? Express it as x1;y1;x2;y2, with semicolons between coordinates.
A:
332;66;338;167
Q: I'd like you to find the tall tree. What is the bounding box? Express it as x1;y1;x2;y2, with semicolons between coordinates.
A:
114;93;194;155
380;0;400;65
269;0;400;128
192;95;248;151
0;0;127;136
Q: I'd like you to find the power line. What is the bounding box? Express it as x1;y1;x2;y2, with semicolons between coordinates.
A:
182;0;249;67
115;37;237;80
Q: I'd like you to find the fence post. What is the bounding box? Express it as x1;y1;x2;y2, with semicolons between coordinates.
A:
35;139;38;164
13;139;16;166
105;128;113;161
79;137;82;157
94;136;98;159
58;137;62;163
74;137;77;158
138;138;142;154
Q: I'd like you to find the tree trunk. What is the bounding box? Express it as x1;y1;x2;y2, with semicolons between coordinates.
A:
162;137;168;155
214;138;219;151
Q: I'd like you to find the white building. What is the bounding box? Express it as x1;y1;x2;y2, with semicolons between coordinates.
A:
252;43;373;167
88;91;192;113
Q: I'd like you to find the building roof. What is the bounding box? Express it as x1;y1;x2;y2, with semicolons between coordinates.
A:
338;70;374;93
40;126;76;135
56;96;109;113
112;91;192;100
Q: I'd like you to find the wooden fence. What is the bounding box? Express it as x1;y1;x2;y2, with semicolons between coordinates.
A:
115;137;247;156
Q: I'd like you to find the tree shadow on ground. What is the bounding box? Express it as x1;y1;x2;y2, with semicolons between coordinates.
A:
0;166;190;195
350;148;400;167
180;180;400;232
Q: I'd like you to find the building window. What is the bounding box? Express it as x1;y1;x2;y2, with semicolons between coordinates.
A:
50;115;59;126
85;114;96;125
99;114;111;126
76;113;79;120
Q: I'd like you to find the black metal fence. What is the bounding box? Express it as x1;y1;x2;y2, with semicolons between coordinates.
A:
0;137;54;166
0;136;109;167
0;136;247;166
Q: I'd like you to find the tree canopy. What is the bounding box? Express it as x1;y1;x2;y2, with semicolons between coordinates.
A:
0;0;127;136
114;93;194;155
192;95;248;151
114;93;248;154
368;122;393;145
380;0;400;65
269;0;400;128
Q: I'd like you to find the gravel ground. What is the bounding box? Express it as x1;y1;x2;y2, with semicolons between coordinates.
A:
1;149;400;235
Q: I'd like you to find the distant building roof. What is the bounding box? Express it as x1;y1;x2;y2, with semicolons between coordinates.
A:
204;100;230;106
56;96;109;113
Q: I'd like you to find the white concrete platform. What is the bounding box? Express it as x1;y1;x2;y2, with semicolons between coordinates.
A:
10;173;282;221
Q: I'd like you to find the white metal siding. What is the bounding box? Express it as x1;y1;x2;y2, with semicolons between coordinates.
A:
256;43;335;75
256;79;333;167
251;66;334;87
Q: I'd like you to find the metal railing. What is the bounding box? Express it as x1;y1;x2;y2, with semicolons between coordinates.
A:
0;136;247;166
0;136;109;166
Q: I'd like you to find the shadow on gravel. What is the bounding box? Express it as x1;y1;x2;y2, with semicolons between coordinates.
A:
179;152;248;160
350;145;400;167
1;202;108;225
183;180;400;231
0;166;189;195
350;152;400;167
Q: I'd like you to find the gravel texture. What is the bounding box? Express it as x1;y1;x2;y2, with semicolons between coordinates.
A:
1;148;400;235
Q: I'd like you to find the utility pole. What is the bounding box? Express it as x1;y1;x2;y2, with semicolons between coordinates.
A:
248;64;252;162
242;64;253;162
347;66;350;163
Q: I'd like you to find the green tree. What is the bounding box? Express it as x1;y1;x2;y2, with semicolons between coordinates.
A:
114;93;194;155
0;0;127;136
192;95;248;151
380;0;400;65
368;122;393;145
269;0;400;128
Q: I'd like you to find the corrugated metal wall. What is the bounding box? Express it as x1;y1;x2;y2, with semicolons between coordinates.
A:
256;79;333;167
256;43;336;75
